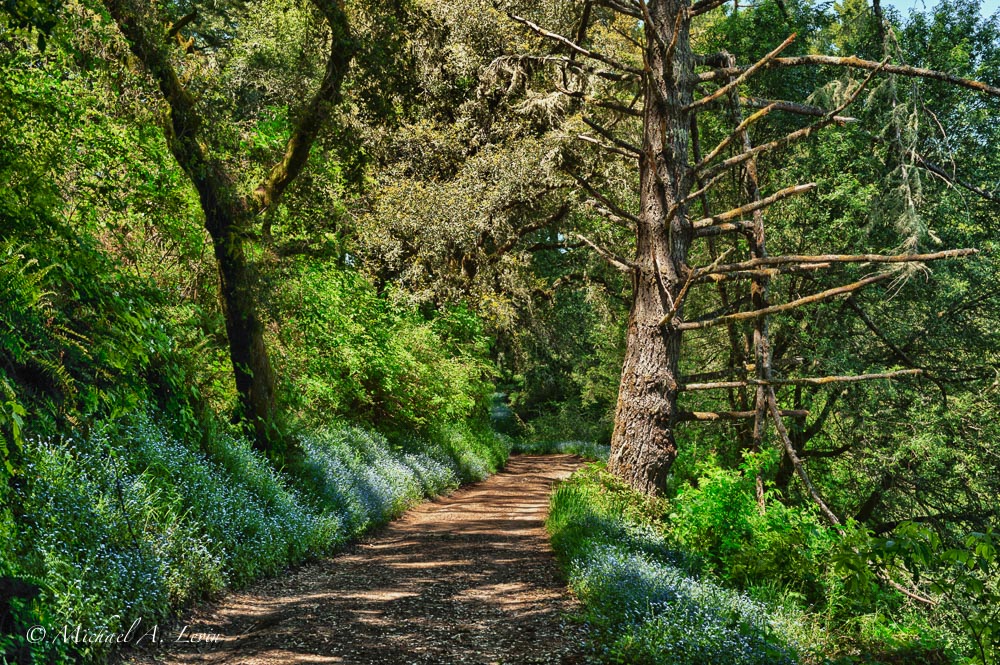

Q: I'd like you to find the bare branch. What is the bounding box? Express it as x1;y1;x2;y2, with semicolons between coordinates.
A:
693;220;754;238
845;296;920;367
767;387;842;527
701;60;887;181
680;369;922;390
880;573;938;606
742;96;857;123
703;248;977;274
565;170;640;225
692;183;816;227
574;233;636;272
681;170;728;208
582;117;642;155
683;357;805;382
508;13;643;76
677;272;895;330
909;150;1000;203
585;200;635;230
677;409;808;421
702;55;1000;98
660;248;734;327
492;203;571;258
555;86;643;116
688;34;797;112
575;133;637;159
694;262;832;281
697;103;778;169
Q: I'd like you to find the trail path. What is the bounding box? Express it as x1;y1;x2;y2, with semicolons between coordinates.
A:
127;454;585;665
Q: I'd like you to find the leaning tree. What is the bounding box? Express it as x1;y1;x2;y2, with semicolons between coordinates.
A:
97;0;355;451
507;0;998;508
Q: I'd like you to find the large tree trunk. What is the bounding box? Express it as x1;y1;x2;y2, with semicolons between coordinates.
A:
607;0;694;495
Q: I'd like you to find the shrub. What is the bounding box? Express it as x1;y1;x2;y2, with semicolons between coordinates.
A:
547;464;800;665
270;259;494;438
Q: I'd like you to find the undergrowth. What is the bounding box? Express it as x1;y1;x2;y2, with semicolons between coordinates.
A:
547;463;799;665
512;439;610;461
2;410;508;663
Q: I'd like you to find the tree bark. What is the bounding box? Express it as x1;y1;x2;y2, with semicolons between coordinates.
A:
607;0;694;494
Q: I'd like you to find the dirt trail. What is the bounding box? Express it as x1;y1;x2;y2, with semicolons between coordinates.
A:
127;454;586;665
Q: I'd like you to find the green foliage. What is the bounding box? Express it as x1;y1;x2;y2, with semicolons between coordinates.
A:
512;438;610;461
6;407;507;663
548;464;800;664
865;524;1000;664
271;258;493;437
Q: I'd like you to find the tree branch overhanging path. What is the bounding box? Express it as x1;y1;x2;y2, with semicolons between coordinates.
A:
506;0;998;512
124;456;586;665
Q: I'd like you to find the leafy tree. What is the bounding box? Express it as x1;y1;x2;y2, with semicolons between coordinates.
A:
91;0;355;453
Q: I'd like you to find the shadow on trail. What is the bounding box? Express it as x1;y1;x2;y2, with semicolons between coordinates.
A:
129;455;585;665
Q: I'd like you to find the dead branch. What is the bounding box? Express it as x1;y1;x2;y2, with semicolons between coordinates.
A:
693;220;755;238
694;262;832;282
677;408;809;421
909;150;1000;203
492;204;571;258
582;117;642;155
681;170;729;208
692;183;816;227
683;357;805;383
585;200;635;230
508;13;643;76
574;233;636;272
697;103;778;169
688;34;796;112
701;60;887;181
741;96;857;123
712;249;979;273
575;133;637;159
680;368;922;390
703;248;977;274
767;387;843;527
660;248;734;327
565;170;640;225
678;272;895;330
702;55;1000;98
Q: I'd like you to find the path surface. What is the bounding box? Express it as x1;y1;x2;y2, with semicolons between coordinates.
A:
127;454;585;665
